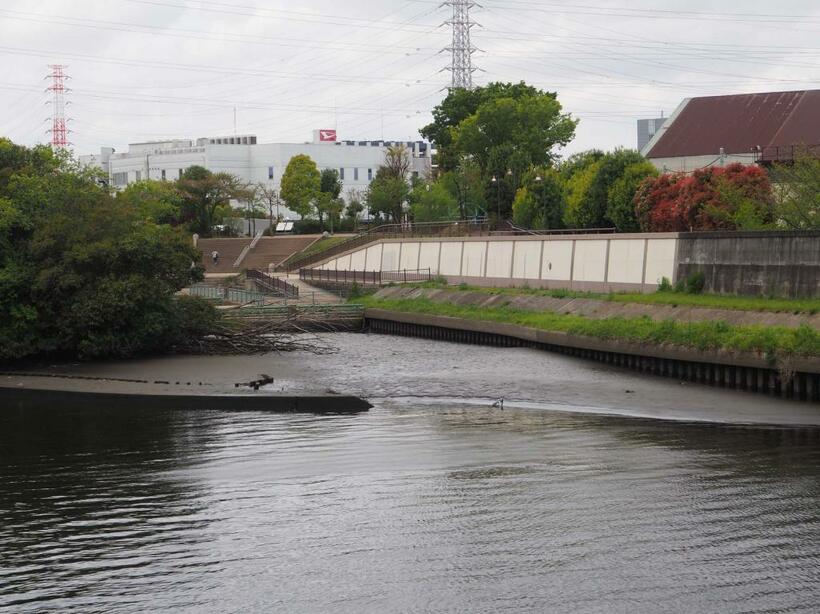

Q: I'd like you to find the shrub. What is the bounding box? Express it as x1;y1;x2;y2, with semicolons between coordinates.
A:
635;163;774;232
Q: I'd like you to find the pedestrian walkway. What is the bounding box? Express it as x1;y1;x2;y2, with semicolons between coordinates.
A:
271;273;345;305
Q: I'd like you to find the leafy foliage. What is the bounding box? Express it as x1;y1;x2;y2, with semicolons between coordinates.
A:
0;138;213;362
562;149;646;229
636;163;774;231
409;181;459;223
280;154;320;219
769;151;820;229
177;165;251;235
512;167;564;229
606;161;658;232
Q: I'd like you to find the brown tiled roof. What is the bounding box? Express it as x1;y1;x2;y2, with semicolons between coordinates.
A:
646;90;820;158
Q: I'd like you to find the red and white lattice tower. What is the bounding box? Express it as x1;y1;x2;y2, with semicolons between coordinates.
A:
46;64;70;149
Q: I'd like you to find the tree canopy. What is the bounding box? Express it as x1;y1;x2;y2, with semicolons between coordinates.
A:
0;138;213;362
280;154;320;219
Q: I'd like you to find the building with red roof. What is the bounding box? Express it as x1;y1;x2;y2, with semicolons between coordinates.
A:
642;89;820;172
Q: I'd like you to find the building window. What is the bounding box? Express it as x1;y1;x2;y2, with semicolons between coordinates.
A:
367;168;373;181
354;167;359;181
112;171;128;187
412;171;419;179
178;169;183;179
339;167;345;180
135;170;141;181
268;166;274;179
161;169;166;180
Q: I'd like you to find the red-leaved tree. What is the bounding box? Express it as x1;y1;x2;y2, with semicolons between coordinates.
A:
634;163;774;232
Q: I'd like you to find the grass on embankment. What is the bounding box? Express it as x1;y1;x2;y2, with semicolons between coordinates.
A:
356;295;820;359
294;235;351;259
410;281;820;314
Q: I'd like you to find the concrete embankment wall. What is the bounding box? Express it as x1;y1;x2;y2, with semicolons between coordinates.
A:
312;231;820;298
677;231;820;298
364;308;820;402
373;287;820;330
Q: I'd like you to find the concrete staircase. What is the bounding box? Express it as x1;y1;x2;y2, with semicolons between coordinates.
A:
197;236;318;275
242;236;318;271
198;238;251;274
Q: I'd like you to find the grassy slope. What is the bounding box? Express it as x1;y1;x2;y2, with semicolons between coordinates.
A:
410;282;820;314
357;295;820;358
278;235;352;268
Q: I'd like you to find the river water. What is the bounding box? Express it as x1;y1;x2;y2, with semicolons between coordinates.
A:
1;333;819;613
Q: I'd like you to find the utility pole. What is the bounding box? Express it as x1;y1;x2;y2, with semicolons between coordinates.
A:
441;1;479;89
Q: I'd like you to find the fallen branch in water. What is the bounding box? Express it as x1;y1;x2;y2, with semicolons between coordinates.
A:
173;314;341;356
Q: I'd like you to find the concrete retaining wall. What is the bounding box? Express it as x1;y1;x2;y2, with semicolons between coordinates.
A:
317;234;679;294
677;231;820;298
311;230;820;298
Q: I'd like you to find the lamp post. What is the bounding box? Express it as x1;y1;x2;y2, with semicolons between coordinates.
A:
491;175;499;225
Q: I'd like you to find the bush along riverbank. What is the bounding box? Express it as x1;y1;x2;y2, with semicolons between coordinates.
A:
355;288;820;364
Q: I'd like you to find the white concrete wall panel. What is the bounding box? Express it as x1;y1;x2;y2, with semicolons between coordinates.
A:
399;242;421;271
541;241;573;281
418;242;441;274
349;247;367;271
485;242;513;279
572;240;608;282
381;243;401;271
365;244;383;271
462;242;487;277
439;242;463;276
645;239;678;285
607;239;645;284
336;254;352;271
512;241;541;279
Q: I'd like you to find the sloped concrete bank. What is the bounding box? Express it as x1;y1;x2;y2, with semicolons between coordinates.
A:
364;307;820;402
373;287;820;329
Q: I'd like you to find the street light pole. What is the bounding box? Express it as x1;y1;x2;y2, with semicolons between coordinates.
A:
491;175;499;225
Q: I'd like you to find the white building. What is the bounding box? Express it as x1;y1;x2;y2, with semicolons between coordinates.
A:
81;130;432;219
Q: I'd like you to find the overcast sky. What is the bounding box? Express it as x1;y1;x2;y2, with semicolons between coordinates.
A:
1;0;818;157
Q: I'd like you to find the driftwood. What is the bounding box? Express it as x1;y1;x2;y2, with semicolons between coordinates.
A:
173;313;340;356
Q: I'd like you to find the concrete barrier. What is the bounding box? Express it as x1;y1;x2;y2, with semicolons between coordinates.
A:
309;230;820;298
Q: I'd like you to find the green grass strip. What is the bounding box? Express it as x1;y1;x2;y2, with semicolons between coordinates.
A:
406;281;820;315
357;295;820;359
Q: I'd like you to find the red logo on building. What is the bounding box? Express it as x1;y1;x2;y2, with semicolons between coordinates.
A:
319;129;337;142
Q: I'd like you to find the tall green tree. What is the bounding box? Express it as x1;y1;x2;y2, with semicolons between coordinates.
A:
439;157;487;219
280;154;320;219
512;167;565;229
365;168;409;223
606;161;658;232
0;139;211;361
770;151;820;229
409;180;459;223
421;82;547;172
117;179;183;225
317;168;343;228
176;165;250;235
563;149;646;229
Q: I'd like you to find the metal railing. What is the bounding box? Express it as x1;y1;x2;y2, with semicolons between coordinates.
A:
188;284;267;305
278;219;490;272
753;143;820;164
233;230;264;268
247;269;300;298
497;225;617;236
300;267;432;285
